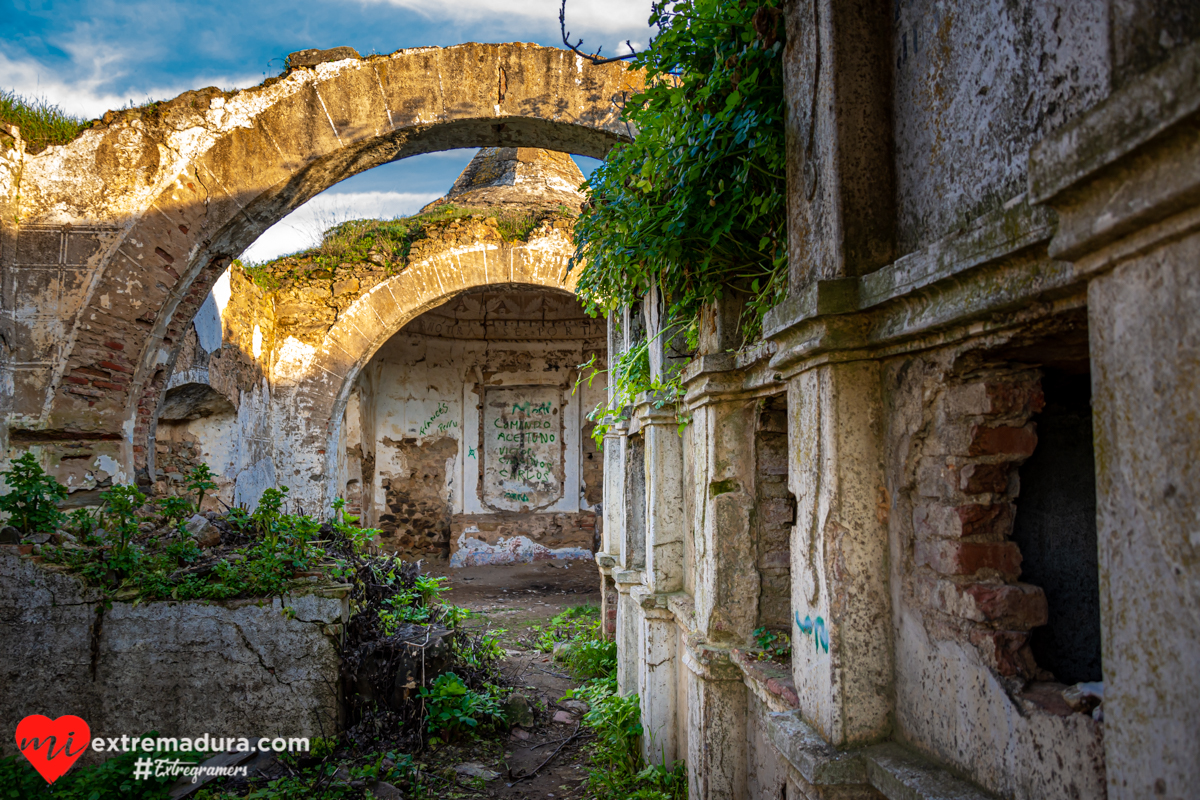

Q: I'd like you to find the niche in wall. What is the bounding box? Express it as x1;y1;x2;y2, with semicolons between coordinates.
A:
755;393;794;632
624;432;647;570
1012;367;1102;684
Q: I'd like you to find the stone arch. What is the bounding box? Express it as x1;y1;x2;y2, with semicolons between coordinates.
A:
5;43;637;480
269;226;581;508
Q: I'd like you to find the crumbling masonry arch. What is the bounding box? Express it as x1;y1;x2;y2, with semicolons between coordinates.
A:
273;231;583;508
1;43;640;485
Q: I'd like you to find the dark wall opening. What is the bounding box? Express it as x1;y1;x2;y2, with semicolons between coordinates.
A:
624;432;647;570
754;394;793;631
1013;368;1102;684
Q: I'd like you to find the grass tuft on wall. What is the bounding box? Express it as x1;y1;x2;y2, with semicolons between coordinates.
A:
0;89;90;153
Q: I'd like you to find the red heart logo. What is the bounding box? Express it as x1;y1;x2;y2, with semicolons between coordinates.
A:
15;715;91;784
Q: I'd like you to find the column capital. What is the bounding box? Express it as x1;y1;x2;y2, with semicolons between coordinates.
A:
682;641;744;682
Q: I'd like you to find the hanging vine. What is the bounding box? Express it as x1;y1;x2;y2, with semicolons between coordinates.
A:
567;0;788;438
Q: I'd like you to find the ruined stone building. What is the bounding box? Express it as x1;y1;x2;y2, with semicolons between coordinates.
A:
2;5;1199;798
154;146;606;565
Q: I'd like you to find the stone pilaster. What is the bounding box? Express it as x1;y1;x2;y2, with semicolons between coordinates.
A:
614;568;643;696
642;407;685;594
631;587;679;765
788;361;892;747
684;643;748;800
692;396;761;643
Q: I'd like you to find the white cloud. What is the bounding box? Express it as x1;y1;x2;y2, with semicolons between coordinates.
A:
359;0;654;55
0;47;259;120
240;191;442;264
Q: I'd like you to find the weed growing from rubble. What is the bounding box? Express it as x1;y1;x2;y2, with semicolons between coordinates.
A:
100;483;146;559
156;495;194;526
0;89;91;154
0;452;67;535
185;462;218;512
753;625;792;660
418;672;506;744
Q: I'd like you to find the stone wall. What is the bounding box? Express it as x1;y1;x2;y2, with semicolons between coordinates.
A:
604;8;1200;800
340;283;606;562
0;548;346;756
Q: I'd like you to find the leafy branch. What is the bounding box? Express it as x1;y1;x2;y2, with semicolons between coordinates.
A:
570;0;787;441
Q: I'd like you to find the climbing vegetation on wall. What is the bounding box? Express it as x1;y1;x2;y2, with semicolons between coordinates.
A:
572;0;787;332
570;0;787;438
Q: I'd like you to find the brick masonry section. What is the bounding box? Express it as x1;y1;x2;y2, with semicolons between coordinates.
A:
911;370;1049;678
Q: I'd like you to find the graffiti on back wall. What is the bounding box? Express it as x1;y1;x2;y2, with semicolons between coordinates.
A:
796;611;830;654
481;385;564;511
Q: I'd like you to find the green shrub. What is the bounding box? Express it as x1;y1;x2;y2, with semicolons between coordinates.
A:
533;603;601;652
571;676;687;800
100;484;147;558
184;463;217;512
567;638;618;679
0;745;204;799
753;626;792;660
418;672;505;743
156;495;194;526
0;452;67;535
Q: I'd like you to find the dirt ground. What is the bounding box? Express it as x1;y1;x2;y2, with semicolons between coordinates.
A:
421;557;603;800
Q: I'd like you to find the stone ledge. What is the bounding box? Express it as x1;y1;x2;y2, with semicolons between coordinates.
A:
764;711;1001;800
765;709;866;786
763;201;1057;343
613;568;644;587
1029;38;1200;206
731;647;799;710
862;744;998;800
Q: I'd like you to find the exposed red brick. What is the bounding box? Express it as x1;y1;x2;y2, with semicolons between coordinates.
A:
65;376;90;385
916;539;1022;578
957;503;1014;538
986;381;1045;416
962;582;1047;627
103;341;125;351
969;424;1038;457
154;246;176;264
98;360;132;374
72;366;110;380
969;629;1037;678
959;462;1011;494
914;502;1015;540
92;381;127;391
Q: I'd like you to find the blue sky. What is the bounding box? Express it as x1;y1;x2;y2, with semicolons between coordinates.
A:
1;0;652;260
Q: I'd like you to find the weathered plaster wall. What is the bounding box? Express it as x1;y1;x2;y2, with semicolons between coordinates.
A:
341;284;606;562
1087;233;1200;800
892;0;1110;254
0;547;346;753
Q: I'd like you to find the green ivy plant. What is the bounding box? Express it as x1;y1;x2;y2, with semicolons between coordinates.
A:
569;0;787;441
0;453;68;535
